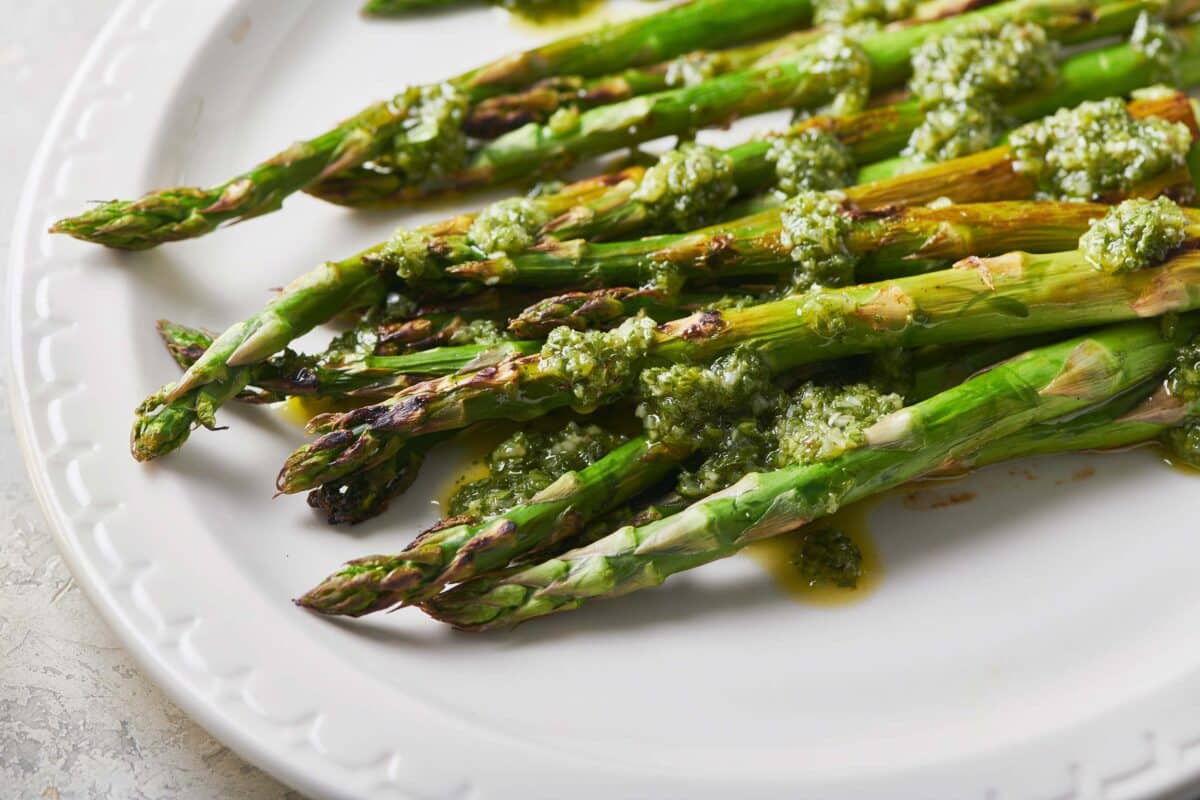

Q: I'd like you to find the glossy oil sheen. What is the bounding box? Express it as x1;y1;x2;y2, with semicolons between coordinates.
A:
741;496;884;606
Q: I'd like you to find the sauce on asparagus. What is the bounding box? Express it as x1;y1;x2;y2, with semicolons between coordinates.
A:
538;315;657;409
468;197;554;255
433;422;521;511
1010;97;1192;200
1131;13;1184;84
373;84;471;186
445;421;627;517
909;20;1056;106
805;33;872;117
779;190;858;290
631;143;736;231
1079;196;1189;274
905;21;1056;163
639;348;777;453
766;128;857;197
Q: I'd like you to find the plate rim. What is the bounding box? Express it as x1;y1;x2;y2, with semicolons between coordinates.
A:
3;4;475;798
5;5;326;796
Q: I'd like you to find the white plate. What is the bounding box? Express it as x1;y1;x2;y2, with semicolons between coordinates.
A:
12;1;1200;797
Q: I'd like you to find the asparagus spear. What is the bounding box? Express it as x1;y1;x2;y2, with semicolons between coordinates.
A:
464;29;824;137
159;318;511;522
365;287;558;352
353;290;530;355
308;0;1157;207
451;0;821;91
277;195;1200;493
160;291;746;398
132;91;1199;461
944;383;1197;471
51;0;819;249
300;377;1180;615
157;320;284;405
314;335;1200;611
451;200;1178;291
462;0;984;137
422;319;1195;629
155;320;539;404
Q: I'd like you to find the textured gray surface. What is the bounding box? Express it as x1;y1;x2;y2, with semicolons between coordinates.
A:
0;3;296;798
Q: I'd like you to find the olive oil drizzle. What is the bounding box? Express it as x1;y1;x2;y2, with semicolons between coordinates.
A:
742;497;884;606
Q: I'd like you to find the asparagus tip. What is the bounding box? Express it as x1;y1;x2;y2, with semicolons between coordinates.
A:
48;200;162;250
296;563;411;617
445;259;506;284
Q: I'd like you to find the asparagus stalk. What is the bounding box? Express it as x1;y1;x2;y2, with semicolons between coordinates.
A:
422;319;1193;629
462;0;984;137
276;198;1200;492
451;201;1170;290
371;301;525;352
52;0;819;249
159;319;505;522
528;373;1200;560
161;292;742;398
373;313;503;355
367;285;588;353
155;320;539;403
451;0;821;91
944;382;1193;472
464;29;824;137
299;377;1181;616
365;291;529;354
157;320;283;405
309;0;1158;207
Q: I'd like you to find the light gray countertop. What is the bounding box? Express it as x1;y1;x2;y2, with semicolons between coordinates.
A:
0;3;294;797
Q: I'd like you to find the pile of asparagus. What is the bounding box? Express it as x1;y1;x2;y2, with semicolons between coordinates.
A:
57;0;1200;630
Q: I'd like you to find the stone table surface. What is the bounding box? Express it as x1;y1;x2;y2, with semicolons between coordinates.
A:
0;3;296;798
